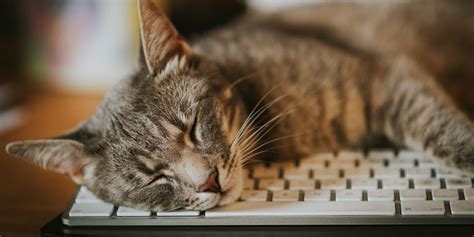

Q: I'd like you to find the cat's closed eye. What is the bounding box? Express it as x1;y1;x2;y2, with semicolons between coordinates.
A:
189;113;200;144
145;173;170;187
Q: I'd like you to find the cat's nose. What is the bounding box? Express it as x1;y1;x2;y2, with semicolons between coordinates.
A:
198;171;221;193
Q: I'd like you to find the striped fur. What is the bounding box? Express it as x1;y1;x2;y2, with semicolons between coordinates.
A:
5;1;474;211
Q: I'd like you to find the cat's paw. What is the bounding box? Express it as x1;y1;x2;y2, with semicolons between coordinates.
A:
452;148;474;177
430;138;474;178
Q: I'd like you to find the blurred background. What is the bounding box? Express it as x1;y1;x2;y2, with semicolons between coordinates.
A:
0;0;473;236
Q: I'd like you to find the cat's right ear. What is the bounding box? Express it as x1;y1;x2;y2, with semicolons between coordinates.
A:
6;137;96;184
138;0;192;74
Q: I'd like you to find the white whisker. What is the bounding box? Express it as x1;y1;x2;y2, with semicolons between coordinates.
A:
238;108;297;156
230;84;283;149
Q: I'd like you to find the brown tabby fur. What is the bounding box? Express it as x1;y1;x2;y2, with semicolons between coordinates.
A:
5;1;474;211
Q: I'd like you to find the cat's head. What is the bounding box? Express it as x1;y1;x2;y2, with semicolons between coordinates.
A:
6;0;247;211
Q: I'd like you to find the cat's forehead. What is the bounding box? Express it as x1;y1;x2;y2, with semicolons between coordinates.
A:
103;67;210;113
89;67;216;152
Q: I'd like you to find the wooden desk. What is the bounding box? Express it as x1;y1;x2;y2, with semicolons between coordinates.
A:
0;88;103;237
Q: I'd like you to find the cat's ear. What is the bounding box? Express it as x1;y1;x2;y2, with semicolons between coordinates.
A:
6;139;96;184
138;0;192;74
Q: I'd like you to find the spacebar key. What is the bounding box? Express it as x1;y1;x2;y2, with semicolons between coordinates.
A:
206;201;395;216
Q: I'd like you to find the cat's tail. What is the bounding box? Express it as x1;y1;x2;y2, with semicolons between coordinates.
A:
373;57;474;177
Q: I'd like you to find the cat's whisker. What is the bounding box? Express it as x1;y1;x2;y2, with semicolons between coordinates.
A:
240;156;269;167
232;94;295;156
237;108;297;156
236;117;291;166
230;84;284;150
223;71;261;93
239;132;305;161
226;87;299;186
240;148;290;166
239;138;298;165
238;128;304;164
240;148;286;166
230;93;270;148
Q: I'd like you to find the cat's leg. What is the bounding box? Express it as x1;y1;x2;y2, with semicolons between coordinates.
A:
373;57;474;176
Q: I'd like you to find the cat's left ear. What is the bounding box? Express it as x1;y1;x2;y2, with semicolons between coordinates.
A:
138;0;192;74
6;137;96;184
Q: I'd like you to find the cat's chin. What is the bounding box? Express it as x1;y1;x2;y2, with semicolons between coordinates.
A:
217;180;243;207
217;192;240;207
186;192;221;211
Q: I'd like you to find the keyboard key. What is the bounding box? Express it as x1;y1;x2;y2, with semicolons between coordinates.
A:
305;153;334;160
272;190;300;201
401;201;445;215
413;178;441;189
289;180;315;190
270;161;296;170
116;207;151;217
367;150;395;160
464;189;474;200
404;168;432;178
337;151;364;160
335;190;362;201
249;163;266;170
450;200;474;215
69;203;114;217
299;158;326;169
344;168;371;179
300;153;331;168
417;159;439;169
435;168;463;179
319;179;347;190
367;190;394;201
398;151;424;160
329;160;356;169
389;160;415;168
156;210;200;216
206;201;395;216
358;159;385;169
304;190;331;201
76;188;102;203
240;190;268;201
258;179;285;191
373;168;400;178
313;169;340;179
351;178;378;190
243;179;255;190
400;189;427;200
432;189;459;201
242;169;250;178
252;167;280;179
382;178;409;189
242;178;255;190
445;178;472;189
283;168;310;180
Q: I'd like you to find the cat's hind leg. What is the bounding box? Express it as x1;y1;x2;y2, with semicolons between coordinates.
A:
372;57;474;176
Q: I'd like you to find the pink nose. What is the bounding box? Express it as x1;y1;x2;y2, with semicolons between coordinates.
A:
198;171;221;193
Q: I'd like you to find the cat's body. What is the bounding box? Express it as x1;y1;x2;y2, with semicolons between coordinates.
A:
6;1;474;211
193;1;474;167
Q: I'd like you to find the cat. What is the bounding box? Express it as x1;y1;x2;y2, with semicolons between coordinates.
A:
5;0;474;211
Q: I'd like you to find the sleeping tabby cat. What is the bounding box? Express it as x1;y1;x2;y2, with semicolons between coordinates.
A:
6;0;474;211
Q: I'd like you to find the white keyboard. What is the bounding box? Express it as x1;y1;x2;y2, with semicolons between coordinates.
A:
63;150;474;226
